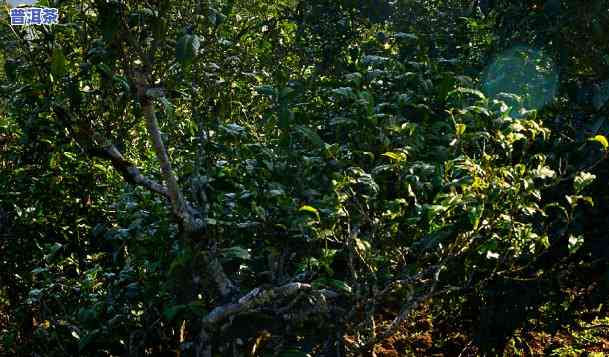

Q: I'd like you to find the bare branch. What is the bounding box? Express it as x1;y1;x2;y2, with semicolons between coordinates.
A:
140;98;187;214
129;48;235;299
138;86;205;234
202;283;338;327
194;283;339;355
201;251;238;298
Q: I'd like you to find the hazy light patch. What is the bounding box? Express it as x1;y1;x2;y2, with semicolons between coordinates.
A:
5;0;39;7
482;46;558;116
2;0;40;24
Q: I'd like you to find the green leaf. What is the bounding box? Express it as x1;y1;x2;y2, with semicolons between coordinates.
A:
145;89;175;121
159;96;175;121
186;301;208;317
486;251;500;259
534;166;556;180
356;174;380;195
296;126;324;147
415;226;455;252
328;279;352;294
355;238;371;253
126;282;141;298
382;151;406;162
51;49;66;78
464;105;491;117
448;87;486;101
176;34;199;66
163;305;186;321
79;329;100;351
468;204;484;230
397;93;411;107
394;32;418;41
221;246;251;260
63;151;77;160
96;63;113;77
256;85;275;96
299;205;319;219
113;75;130;92
590;135;609;150
279;87;295;99
565;195;594;208
455;123;466;136
400;122;418;135
568;235;584;254
361;55;389;65
331;87;354;98
4;59;17;81
573;171;596;194
311;278;351;294
345;72;363;86
539;235;550;249
279;101;292;133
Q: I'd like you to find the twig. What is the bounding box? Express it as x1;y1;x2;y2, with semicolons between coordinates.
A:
357;266;467;352
458;341;473;357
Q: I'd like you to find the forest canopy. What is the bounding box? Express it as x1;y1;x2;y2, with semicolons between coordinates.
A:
1;0;609;356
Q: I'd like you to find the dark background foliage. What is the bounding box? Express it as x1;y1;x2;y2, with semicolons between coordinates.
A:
1;0;609;356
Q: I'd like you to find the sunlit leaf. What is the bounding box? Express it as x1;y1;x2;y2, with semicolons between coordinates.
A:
590;135;609;150
573;171;596;194
222;246;251;260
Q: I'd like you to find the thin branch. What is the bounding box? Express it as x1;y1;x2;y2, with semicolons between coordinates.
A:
93;145;169;198
136;77;205;234
141;97;188;214
357;267;466;352
52;106;169;199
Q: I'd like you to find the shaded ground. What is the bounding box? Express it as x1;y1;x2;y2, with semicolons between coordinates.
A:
369;273;609;356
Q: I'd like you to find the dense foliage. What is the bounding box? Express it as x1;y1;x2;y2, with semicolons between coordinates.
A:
1;0;609;356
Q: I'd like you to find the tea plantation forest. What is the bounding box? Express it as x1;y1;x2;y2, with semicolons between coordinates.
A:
2;1;609;356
